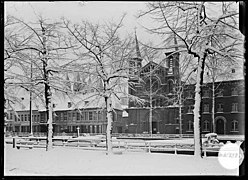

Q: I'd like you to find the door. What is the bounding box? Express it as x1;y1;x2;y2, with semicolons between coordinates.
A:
216;119;224;134
152;122;158;134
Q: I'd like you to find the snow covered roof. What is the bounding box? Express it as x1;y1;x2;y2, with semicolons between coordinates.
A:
9;88;123;112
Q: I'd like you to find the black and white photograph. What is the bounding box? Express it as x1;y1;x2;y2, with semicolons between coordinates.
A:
3;1;246;176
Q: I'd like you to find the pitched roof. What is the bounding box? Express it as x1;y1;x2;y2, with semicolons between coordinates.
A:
9;88;123;112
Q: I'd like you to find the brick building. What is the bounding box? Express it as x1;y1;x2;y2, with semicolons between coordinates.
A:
124;33;245;135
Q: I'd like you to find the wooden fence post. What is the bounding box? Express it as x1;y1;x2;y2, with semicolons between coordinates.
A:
125;141;127;151
174;144;177;155
13;137;16;148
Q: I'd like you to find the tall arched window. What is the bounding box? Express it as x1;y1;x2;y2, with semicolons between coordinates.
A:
168;79;174;93
187;120;193;132
231;120;238;132
203;120;210;132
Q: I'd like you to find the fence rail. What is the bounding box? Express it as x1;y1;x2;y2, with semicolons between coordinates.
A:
8;135;243;157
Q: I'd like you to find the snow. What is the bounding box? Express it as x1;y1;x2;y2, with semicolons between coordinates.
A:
4;144;238;176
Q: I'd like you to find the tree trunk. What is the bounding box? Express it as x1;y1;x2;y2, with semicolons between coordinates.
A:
4;99;7;149
212;78;215;133
179;91;182;138
193;54;206;158
42;27;53;151
149;68;153;137
105;96;113;155
46;94;53;151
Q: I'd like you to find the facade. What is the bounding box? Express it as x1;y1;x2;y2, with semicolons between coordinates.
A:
6;103;123;135
124;33;245;135
126;51;180;134
6;76;123;135
5;33;244;136
183;79;245;135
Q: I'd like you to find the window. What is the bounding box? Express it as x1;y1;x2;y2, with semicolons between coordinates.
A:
187;120;193;132
60;112;63;121
98;111;101;121
203;120;210;132
37;115;40;122
203;90;210;98
231;120;238;132
217;103;223;112
81;112;84;121
85;112;88;120
241;101;245;112
68;112;72;121
231;87;238;96
203;104;209;113
77;112;80;121
63;112;67;121
187;105;194;114
72;112;76;121
40;113;45;122
24;115;27;121
187;91;193;99
89;112;93;120
232;69;235;73
10;113;13;119
231;103;238;112
217;89;224;97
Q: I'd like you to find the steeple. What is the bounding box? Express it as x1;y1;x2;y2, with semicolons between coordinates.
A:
134;28;142;59
65;73;71;91
73;72;83;92
173;34;178;51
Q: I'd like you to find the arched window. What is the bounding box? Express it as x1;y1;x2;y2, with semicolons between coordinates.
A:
187;120;193;132
168;79;174;93
203;120;210;132
203;103;209;113
231;87;238;96
231;120;238;132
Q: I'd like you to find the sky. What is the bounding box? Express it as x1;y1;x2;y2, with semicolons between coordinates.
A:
4;1;162;45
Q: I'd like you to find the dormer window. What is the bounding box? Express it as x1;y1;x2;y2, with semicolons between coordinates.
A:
68;102;72;108
232;69;235;73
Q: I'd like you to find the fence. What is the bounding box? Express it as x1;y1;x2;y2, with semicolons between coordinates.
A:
9;136;242;157
7;132;196;139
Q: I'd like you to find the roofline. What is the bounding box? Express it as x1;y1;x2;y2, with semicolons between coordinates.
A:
185;78;244;86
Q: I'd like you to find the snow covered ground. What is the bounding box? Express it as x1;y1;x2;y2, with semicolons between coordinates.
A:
4;144;238;176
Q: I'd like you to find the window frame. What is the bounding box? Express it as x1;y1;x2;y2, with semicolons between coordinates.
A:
231;120;239;132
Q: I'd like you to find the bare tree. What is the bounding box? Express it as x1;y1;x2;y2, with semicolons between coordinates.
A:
204;52;243;133
138;2;243;157
62;15;143;154
5;15;73;151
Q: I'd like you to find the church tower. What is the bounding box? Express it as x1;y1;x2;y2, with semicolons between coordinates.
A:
128;30;142;80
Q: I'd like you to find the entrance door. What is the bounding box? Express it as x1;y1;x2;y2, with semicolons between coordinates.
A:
152;122;158;134
216;119;224;134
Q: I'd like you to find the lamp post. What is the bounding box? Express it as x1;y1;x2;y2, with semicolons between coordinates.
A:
29;52;33;136
77;126;80;137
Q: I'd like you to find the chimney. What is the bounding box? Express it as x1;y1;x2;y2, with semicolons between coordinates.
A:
68;102;72;108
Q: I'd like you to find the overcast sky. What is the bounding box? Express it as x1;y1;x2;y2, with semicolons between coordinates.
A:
5;1;162;46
